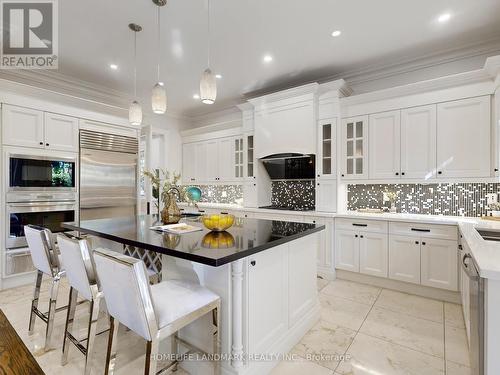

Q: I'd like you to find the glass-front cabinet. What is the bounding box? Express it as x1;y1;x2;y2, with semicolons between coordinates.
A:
234;137;244;178
317;119;337;178
342;116;368;179
243;133;256;179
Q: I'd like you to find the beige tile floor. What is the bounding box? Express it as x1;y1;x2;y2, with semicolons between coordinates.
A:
0;276;471;375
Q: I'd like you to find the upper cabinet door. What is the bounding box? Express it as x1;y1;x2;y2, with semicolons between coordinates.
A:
194;142;209;183
234;137;244;179
317;119;337;179
342;116;368;179
316;179;337;212
2;104;44;148
44;113;79;152
218;137;236;182
368;110;401;179
244;133;255;179
401;105;437;179
182;142;197;183
437;96;491;178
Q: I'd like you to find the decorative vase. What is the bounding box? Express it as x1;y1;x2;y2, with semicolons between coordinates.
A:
161;192;181;224
390;201;397;213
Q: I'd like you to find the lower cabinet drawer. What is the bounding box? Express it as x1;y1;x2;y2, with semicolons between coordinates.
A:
336;218;388;234
4;248;35;276
390;221;457;240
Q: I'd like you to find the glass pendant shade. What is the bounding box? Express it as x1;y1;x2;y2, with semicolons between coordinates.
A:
129;100;143;126
152;82;167;114
200;68;217;104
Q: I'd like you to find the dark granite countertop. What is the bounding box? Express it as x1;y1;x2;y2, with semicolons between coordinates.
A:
62;215;325;267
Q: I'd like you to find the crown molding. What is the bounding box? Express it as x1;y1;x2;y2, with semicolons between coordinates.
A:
248;82;319;106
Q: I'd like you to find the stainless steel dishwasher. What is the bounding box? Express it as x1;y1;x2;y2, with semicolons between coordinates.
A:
462;249;484;375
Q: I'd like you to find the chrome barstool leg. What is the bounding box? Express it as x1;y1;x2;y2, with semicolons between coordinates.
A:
105;317;120;375
171;333;178;371
44;273;61;350
29;270;43;335
213;302;221;375
145;335;160;375
84;297;101;375
61;287;78;365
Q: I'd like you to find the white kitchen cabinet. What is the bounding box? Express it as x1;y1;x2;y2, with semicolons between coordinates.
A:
335;229;359;272
204;140;219;182
2;104;44;148
316;179;337;212
421;238;458;291
244;133;255;179
341;116;368;179
401;105;437;179
389;235;421;284
182;142;197;183
369;110;401;179
248;243;288;355
195;142;209;182
359;232;388;278
43;113;79;152
303;217;334;274
436;96;491;178
218;137;236;182
243;181;258;208
317;119;337;178
2;105;79;152
288;235;317;326
234;137;244;179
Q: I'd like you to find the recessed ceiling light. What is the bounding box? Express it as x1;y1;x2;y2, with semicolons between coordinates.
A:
215;74;222;79
331;30;342;37
438;13;451;23
109;63;118;70
193;94;200;99
263;54;273;63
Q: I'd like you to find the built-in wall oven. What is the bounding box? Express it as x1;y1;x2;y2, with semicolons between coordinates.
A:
4;152;78;277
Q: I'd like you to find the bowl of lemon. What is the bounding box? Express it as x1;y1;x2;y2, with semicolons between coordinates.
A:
201;213;235;232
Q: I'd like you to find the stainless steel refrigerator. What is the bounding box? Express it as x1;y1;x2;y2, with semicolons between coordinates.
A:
79;130;138;221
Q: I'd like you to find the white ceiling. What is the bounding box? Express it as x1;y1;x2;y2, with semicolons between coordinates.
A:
56;0;500;117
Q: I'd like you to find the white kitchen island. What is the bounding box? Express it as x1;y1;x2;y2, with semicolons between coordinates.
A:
65;215;323;375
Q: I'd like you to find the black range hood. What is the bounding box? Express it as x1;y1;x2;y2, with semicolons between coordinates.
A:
260;153;315;180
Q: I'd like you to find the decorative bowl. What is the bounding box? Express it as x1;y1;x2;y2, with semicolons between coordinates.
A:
201;231;235;249
185;186;202;203
201;214;235;232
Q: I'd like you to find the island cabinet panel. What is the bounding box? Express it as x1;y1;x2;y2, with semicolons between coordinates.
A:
247;243;288;356
288;235;318;326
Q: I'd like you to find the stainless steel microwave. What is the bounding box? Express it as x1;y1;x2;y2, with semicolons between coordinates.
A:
8;154;76;192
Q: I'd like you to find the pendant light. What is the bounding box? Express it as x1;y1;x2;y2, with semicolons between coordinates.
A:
200;0;216;104
129;23;143;126
151;0;167;114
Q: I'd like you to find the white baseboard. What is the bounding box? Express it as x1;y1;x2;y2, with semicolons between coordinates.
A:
336;270;461;304
317;267;336;281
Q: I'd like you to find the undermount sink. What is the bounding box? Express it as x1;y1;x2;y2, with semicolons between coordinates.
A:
477;229;500;242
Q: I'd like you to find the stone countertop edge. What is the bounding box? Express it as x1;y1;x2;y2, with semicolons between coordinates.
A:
62;220;326;268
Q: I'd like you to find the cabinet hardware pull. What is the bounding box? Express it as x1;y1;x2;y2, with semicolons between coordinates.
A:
250;260;256;266
355;234;358;238
438;171;442;175
422;242;426;246
495;168;499;172
317;174;320;177
317;183;320;186
352;223;368;227
39;141;43;145
341;174;345;177
46;143;49;146
360;235;364;238
220;212;229;215
458;244;463;250
411;228;430;232
415;241;419;245
401;172;405;176
395;172;399;176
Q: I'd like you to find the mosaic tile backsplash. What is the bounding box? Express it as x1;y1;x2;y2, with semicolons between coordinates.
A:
348;183;500;217
271;180;315;210
182;185;243;204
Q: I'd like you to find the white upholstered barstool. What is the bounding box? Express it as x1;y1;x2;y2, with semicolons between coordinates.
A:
58;234;104;375
93;248;221;375
24;224;66;350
